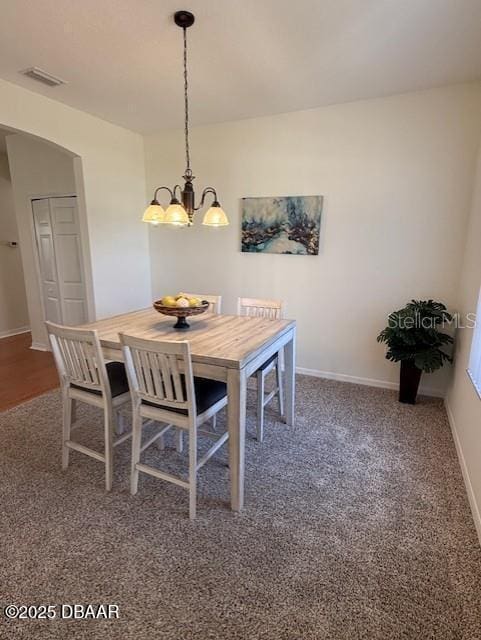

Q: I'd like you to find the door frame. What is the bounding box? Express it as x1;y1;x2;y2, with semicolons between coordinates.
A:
29;192;95;343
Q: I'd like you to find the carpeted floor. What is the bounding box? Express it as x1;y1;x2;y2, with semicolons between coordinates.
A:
1;375;480;639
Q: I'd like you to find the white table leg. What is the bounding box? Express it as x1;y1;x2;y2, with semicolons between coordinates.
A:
227;368;247;511
284;328;296;426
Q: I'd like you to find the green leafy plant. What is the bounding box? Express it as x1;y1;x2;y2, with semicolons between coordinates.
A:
377;300;453;373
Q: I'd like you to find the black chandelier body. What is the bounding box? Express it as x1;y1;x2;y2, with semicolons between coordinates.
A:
142;11;228;227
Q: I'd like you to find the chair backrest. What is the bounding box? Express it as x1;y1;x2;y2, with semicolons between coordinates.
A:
183;293;222;315
237;297;284;320
46;321;109;394
120;334;196;416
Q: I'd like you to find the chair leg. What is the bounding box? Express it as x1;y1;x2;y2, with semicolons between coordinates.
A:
189;427;197;519
62;393;73;470
158;427;165;451
115;409;125;435
276;359;285;419
256;370;265;443
104;406;114;492
130;410;142;495
71;398;77;425
176;429;183;453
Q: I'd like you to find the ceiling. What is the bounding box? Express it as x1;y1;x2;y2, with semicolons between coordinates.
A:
1;0;481;134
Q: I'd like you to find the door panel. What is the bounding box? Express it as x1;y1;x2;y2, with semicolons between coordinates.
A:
50;197;87;325
32;199;62;324
45;296;62;324
38;234;57;283
62;299;86;325
32;196;87;326
54;234;83;288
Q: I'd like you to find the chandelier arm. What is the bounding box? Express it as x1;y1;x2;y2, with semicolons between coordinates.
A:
153;186;174;201
194;187;218;211
172;184;183;199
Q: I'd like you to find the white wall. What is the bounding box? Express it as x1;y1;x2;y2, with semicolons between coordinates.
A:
5;134;79;347
0;153;29;336
0;78;151;348
446;140;481;544
145;83;481;394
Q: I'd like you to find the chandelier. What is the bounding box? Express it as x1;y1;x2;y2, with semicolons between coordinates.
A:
142;10;229;228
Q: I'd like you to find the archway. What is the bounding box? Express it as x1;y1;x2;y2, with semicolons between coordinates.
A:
0;77;151;345
0;123;94;349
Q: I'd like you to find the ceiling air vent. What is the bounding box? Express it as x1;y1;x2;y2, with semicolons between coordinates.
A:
20;67;66;87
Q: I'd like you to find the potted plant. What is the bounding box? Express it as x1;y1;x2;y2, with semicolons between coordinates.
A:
377;300;453;404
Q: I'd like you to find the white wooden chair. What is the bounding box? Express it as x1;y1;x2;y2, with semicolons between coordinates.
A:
183;293;222;315
46;321;132;491
237;297;285;442
120;334;229;519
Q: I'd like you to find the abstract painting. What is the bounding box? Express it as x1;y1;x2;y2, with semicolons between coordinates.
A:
241;195;323;255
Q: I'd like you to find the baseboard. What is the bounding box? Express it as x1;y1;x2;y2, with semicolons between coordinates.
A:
296;367;444;398
444;399;481;546
30;341;49;352
0;326;30;339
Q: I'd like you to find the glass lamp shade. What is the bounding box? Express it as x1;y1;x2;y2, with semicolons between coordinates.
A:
142;203;165;225
164;202;189;226
202;204;229;227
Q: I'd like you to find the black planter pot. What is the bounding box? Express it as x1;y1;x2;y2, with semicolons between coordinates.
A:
399;360;422;404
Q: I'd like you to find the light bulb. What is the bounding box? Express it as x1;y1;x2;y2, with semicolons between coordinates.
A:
142;202;165;224
202;203;229;226
164;201;189;226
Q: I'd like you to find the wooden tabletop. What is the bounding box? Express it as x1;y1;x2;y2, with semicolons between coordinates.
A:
84;308;295;370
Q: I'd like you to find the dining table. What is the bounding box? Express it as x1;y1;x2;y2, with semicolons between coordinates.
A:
83;308;296;511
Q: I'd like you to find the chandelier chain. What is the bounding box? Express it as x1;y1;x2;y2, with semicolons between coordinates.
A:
183;27;191;175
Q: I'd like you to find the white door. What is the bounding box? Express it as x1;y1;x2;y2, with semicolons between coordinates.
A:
32;197;87;326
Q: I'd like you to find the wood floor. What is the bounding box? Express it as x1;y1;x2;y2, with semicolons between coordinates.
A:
0;332;58;412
